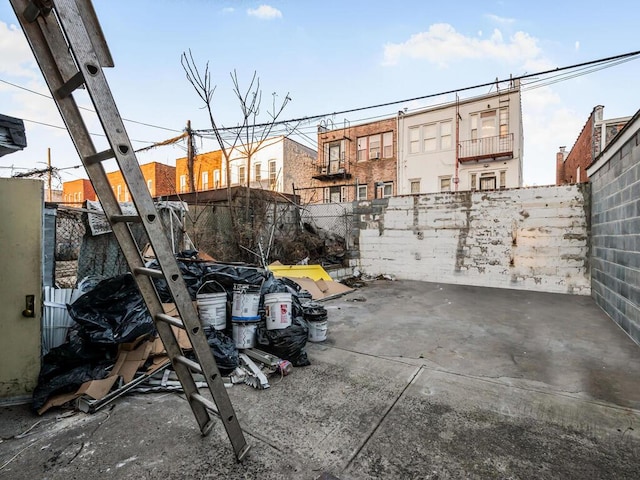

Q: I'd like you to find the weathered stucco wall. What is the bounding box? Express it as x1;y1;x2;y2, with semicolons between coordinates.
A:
356;185;591;294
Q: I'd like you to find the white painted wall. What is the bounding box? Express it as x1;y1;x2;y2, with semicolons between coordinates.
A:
397;86;523;195
357;185;590;294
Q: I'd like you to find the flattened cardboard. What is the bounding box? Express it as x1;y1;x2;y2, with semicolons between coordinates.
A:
282;276;353;300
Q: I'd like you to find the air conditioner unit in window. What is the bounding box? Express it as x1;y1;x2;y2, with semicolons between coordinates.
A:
338;167;345;173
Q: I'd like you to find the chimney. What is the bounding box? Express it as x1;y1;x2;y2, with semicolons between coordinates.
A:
556;146;567;185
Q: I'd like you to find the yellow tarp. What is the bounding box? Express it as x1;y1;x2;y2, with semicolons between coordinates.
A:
268;263;333;281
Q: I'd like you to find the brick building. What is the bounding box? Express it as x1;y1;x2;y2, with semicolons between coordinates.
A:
62;178;97;205
557;105;631;185
310;118;397;204
175;150;223;193
62;162;175;204
175;136;316;197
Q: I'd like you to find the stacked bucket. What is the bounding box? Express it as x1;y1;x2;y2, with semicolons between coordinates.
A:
230;284;262;349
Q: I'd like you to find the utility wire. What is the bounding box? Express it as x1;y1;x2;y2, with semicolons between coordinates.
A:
193;49;640;134
0;78;182;133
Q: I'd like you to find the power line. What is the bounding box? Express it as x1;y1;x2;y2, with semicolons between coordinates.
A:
193;48;640;134
0;77;182;133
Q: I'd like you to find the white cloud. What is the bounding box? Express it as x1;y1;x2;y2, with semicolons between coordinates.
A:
382;23;541;68
0;21;38;79
485;14;516;24
247;5;282;20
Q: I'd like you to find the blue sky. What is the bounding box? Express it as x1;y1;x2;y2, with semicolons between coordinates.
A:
1;0;639;189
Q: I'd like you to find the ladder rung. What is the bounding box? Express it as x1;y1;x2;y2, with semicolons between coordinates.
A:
133;266;164;278
191;392;219;416
111;214;141;223
156;313;184;329
56;71;85;98
85;149;115;165
174;355;203;374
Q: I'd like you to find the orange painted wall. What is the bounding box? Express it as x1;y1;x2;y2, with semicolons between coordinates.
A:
175;150;223;193
61;178;96;205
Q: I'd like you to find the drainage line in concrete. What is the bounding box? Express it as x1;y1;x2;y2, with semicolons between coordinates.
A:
342;365;424;471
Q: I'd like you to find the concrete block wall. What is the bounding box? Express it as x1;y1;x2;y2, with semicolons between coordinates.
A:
589;121;640;344
356;185;591;294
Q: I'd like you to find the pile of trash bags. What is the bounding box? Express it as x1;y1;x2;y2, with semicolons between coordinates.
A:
33;253;313;411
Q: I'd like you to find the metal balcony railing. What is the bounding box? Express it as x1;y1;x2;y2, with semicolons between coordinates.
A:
459;133;514;162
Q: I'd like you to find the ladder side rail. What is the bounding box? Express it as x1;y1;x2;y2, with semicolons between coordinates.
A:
51;1;246;451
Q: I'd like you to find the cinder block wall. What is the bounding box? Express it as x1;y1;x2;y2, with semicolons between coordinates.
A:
590;126;640;344
356;185;591;294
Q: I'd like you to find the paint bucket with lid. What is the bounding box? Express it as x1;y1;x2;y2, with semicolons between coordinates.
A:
231;284;261;322
307;319;328;342
303;302;328;342
264;292;292;330
232;321;259;349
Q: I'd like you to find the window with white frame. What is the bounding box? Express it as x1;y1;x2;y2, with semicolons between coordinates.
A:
323;186;346;203
202;171;209;190
410;179;421;194
471;107;509;140
179;175;187;193
238;165;246;185
357;184;367;200
409;127;420;153
470;173;477;190
440;177;451;192
499;108;508;136
383;132;393;158
368;134;381;159
147;179;153;193
440;121;452;149
214;169;220;188
269;160;277;185
124;188;130;202
254;163;261;182
357;137;367;162
500;171;506;189
423;124;437;152
376;181;393;198
117;184;122;200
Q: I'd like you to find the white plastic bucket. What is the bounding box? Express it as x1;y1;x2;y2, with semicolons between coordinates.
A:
308;319;328;342
197;292;227;330
232;322;258;349
264;292;292;330
231;284;261;321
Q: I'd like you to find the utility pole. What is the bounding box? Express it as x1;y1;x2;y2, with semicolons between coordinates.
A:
47;147;52;201
186;120;195;193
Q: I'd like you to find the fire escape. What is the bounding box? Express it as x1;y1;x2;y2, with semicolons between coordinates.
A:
313;120;352;181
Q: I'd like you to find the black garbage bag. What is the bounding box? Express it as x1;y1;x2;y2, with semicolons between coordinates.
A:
67;274;155;345
256;316;311;367
205;330;239;374
149;256;267;302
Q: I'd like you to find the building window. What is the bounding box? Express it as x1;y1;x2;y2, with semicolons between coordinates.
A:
214;169;220;188
481;110;496;138
357;137;367;162
376;181;393;199
383;132;393;158
202;171;209;190
500;171;506;189
369;134;381;159
254;163;261;182
124;188;129;202
269;160;277;186
325;142;345;173
117;184;122;200
480;174;496;190
440;121;452;149
409;127;420;154
239;165;246;185
470;173;477;190
440;177;451;192
147;179;153;194
471;107;509;140
423;124;437;152
499;107;508;136
179;175;187;193
357;185;367;200
323;186;346;203
410;180;421;194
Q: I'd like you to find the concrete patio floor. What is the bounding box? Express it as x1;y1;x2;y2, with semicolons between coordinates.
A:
1;280;639;479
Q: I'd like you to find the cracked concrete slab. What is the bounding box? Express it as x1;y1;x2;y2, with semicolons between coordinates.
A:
1;280;639;479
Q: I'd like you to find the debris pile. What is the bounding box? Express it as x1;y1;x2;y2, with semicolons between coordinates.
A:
32;252;344;415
